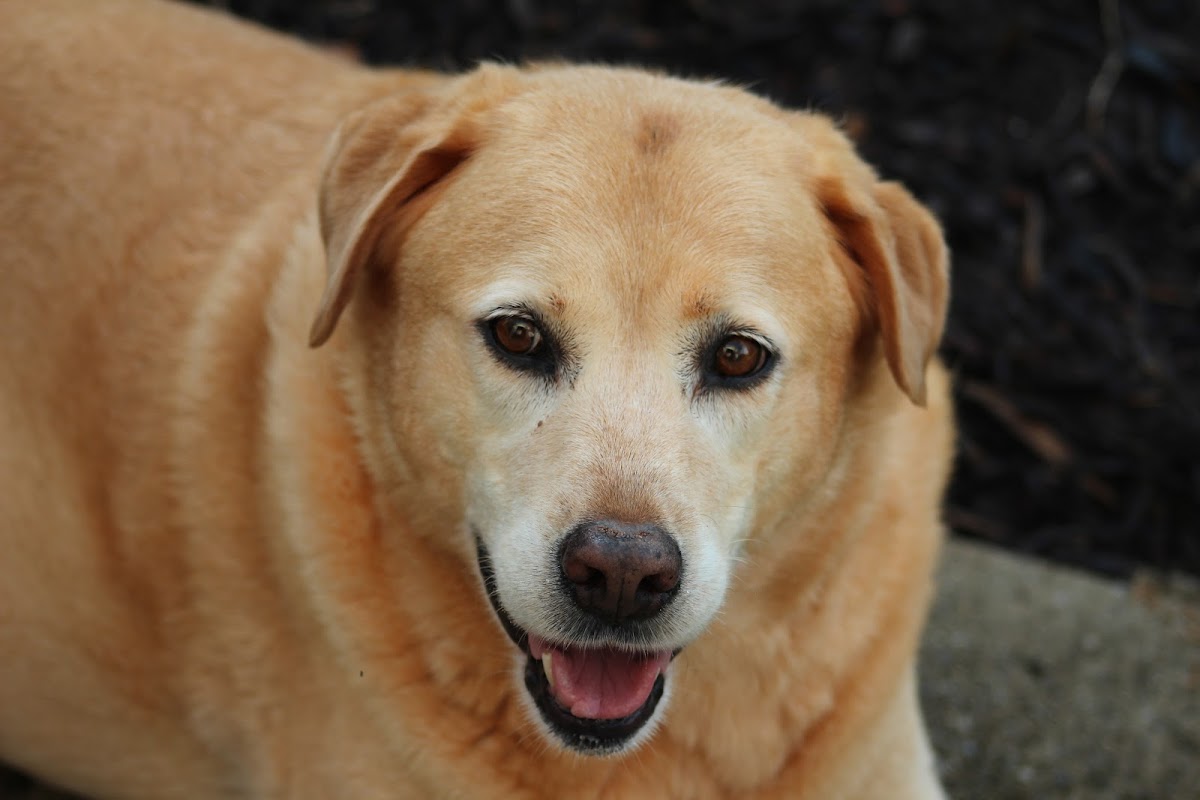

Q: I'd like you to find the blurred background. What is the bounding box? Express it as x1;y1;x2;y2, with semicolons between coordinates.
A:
193;0;1200;581
3;1;1198;798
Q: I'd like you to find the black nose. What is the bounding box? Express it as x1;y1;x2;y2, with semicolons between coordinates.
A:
560;520;682;623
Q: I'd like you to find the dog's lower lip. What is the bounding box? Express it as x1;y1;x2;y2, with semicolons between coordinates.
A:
523;651;667;750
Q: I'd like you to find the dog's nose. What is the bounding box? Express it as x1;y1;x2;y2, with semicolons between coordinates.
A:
560;520;682;623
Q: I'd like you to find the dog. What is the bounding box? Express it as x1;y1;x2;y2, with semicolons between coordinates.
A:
0;0;953;797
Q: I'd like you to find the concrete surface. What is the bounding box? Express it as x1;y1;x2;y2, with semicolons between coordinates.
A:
3;537;1198;798
921;539;1200;799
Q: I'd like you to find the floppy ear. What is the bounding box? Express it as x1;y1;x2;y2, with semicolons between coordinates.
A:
819;175;949;406
309;79;493;348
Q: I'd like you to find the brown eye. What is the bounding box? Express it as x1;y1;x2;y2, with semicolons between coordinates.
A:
492;316;543;356
713;335;767;379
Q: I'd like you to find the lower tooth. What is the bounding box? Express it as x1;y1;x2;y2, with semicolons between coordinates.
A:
542;652;554;689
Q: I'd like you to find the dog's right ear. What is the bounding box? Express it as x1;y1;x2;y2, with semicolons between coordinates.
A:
309;67;518;348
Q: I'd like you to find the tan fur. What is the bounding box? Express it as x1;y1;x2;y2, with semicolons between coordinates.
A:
0;1;953;797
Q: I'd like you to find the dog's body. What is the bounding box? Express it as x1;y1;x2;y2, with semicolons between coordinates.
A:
0;1;953;797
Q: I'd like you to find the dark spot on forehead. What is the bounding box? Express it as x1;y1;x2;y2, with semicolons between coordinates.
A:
683;290;716;320
635;111;679;156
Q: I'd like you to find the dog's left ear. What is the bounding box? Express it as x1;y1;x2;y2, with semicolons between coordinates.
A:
819;174;949;406
309;67;518;348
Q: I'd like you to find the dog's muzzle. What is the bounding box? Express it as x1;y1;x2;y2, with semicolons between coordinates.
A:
476;521;684;753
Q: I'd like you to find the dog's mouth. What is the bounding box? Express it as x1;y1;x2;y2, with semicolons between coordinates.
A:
476;541;675;753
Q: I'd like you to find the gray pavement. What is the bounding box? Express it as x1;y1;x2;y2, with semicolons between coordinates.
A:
3;537;1197;798
922;538;1200;799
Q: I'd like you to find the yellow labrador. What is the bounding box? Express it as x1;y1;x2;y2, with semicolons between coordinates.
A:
0;0;953;797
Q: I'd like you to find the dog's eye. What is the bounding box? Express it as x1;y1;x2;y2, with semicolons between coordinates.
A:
479;311;560;377
712;335;767;379
492;316;544;356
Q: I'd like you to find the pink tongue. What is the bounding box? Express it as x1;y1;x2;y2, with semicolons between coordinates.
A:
529;635;671;720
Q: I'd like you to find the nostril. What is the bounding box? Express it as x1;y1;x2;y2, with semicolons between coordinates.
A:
638;569;678;596
582;567;605;590
563;555;594;586
564;548;610;590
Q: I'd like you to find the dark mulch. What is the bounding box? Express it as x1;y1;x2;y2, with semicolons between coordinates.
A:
198;0;1200;578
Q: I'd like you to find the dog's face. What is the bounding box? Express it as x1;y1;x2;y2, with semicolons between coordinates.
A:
311;66;947;755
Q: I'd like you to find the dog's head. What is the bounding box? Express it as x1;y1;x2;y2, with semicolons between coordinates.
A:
309;64;948;755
